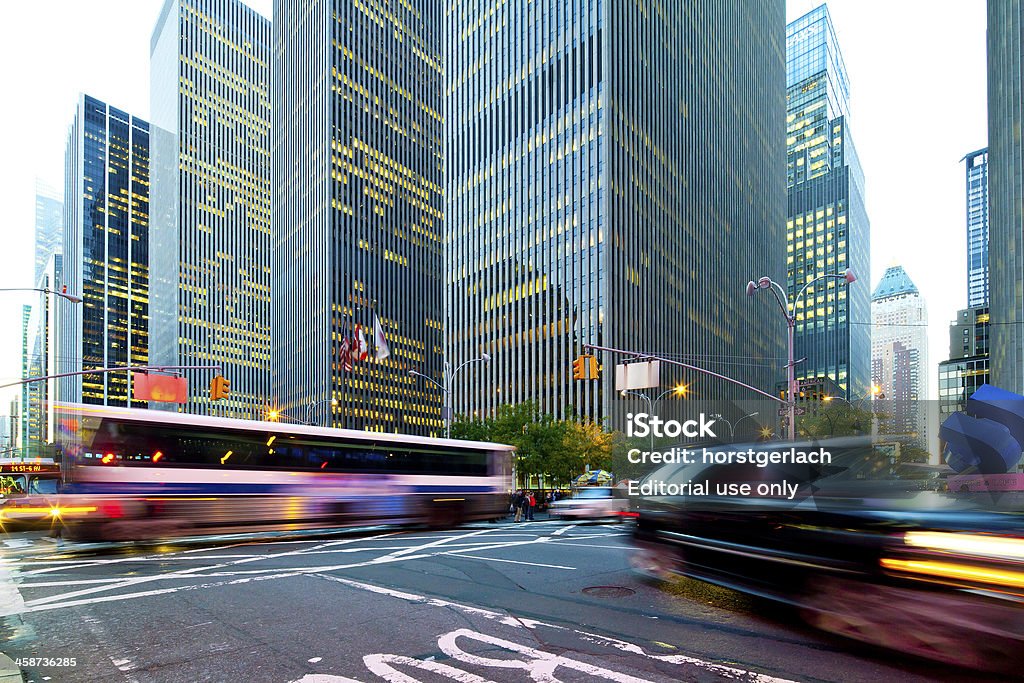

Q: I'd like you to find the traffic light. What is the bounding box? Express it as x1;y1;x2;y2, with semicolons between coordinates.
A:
572;356;585;380
572;354;599;380
210;375;230;400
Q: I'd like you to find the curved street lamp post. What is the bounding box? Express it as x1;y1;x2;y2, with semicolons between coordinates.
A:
305;398;339;427
746;268;856;441
710;412;759;441
409;353;491;439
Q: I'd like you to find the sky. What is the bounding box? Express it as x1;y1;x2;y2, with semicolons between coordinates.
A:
0;0;988;413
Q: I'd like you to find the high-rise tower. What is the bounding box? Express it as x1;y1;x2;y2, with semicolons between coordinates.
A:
987;0;1024;393
59;95;150;408
445;0;787;424
964;148;989;308
273;0;445;432
785;4;870;402
150;0;272;419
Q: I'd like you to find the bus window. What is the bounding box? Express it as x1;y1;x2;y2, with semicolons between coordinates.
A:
0;476;26;497
28;477;59;495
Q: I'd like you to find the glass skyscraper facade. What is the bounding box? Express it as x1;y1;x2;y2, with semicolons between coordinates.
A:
987;0;1024;394
871;265;929;448
785;5;870;402
22;255;63;459
446;0;786;423
150;0;272;419
964;148;989;308
59;95;150;409
272;0;445;433
34;184;63;287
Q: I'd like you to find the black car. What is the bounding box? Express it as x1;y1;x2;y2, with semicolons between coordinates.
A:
630;437;1024;674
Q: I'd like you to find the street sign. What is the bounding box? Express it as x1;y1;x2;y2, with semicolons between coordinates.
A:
778;407;807;416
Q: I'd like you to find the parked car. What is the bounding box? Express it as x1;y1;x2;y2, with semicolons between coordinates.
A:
630;437;1024;674
548;486;626;521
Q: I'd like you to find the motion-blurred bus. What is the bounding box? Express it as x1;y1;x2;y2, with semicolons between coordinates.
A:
0;460;61;497
9;404;513;540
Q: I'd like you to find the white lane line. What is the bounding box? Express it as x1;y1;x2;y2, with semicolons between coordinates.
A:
551;524;578;536
379;528;495;560
450;555;575;570
21;531;401;608
0;561;26;616
4;525;592;613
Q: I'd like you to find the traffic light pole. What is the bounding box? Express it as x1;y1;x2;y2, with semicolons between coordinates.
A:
1;364;223;390
583;343;787;405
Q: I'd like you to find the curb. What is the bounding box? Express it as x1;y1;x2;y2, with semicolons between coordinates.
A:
0;652;20;682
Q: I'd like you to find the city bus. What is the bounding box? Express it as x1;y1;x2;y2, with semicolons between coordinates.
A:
11;403;513;540
0;460;61;497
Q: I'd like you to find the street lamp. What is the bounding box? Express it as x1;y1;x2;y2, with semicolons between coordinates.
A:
746;268;856;441
0;287;84;304
620;384;688;450
305;397;339;427
408;353;491;439
710;412;759;441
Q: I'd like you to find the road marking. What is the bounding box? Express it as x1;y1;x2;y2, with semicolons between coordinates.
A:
0;561;26;616
551;523;577;536
364;654;492;683
439;629;655;682
449;555;575;570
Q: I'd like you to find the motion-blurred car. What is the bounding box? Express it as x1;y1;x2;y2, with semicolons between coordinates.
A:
548;486;626;521
630;437;1024;674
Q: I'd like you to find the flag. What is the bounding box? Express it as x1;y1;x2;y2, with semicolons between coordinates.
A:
356;324;369;362
338;334;352;372
373;314;390;360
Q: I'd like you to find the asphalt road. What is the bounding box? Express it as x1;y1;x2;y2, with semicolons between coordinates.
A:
0;519;1001;682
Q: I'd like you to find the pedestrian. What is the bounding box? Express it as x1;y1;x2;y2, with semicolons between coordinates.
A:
513;490;525;522
527;490;536;520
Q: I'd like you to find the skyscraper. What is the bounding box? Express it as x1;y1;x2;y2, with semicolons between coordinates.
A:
446;1;787;423
785;4;870;402
22;255;64;458
871;265;929;447
964;148;989;308
59;95;150;408
34;183;63;287
988;0;1024;394
150;0;272;419
273;0;445;432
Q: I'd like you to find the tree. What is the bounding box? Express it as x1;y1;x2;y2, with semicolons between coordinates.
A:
450;402;618;487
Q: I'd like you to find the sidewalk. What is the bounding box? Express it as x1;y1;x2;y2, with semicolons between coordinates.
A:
0;652;20;682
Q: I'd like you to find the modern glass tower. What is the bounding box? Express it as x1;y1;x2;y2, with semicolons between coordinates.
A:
987;0;1024;394
272;0;445;432
785;4;870;402
34;183;63;287
964;148;989;308
150;0;272;419
22;255;63;459
871;265;929;448
446;1;787;423
59;95;150;408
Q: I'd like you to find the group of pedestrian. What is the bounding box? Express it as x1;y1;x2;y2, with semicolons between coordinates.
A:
509;490;536;522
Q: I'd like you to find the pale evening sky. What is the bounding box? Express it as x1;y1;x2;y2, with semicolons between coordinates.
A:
0;1;987;414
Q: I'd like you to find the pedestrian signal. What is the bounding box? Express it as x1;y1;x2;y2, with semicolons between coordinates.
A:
210;375;230;400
